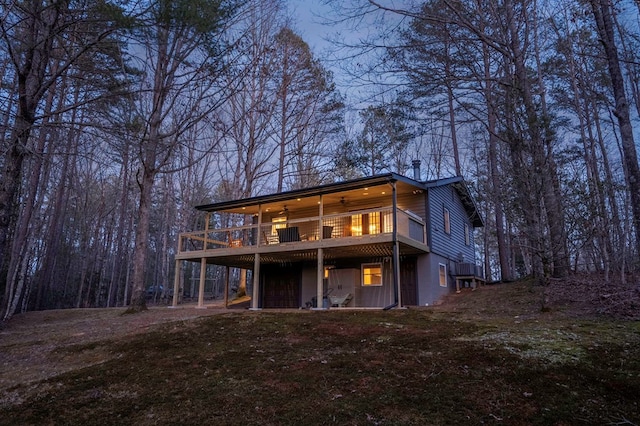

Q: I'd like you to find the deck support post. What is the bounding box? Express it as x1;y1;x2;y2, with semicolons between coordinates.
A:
197;258;206;309
391;181;402;308
250;253;261;310
224;265;230;307
204;213;210;250
170;259;181;308
314;247;325;310
314;195;326;310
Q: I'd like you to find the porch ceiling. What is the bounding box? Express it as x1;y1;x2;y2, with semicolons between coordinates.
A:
187;242;426;270
196;178;423;215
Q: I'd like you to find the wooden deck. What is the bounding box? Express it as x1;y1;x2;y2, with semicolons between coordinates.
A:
177;207;429;263
454;263;486;292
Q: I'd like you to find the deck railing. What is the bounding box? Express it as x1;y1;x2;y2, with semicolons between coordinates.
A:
454;262;484;279
178;208;426;254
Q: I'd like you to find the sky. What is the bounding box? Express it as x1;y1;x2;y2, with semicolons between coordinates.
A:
288;1;336;54
287;0;408;108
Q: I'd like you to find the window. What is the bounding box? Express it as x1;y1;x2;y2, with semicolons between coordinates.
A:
464;223;470;246
351;214;363;236
439;263;447;287
383;211;393;233
362;263;382;286
443;207;450;234
351;212;381;236
272;216;287;235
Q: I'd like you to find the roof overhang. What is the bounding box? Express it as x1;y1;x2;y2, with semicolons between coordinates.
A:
195;173;424;214
194;172;483;227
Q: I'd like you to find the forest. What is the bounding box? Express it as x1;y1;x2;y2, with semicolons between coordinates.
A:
0;0;638;320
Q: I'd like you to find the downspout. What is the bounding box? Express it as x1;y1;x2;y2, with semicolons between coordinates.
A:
384;179;401;310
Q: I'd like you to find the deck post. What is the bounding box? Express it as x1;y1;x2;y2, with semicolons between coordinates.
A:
204;213;210;250
315;247;324;310
256;205;262;247
170;259;181;308
250;253;261;310
315;195;326;310
391;181;402;308
224;265;230;308
197;258;206;309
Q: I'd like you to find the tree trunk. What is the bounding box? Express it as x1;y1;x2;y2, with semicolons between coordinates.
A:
590;0;640;259
481;34;512;282
505;0;568;278
129;167;156;311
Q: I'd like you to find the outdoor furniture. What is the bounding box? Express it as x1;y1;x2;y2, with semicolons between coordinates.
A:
329;293;352;307
277;226;300;243
227;231;242;247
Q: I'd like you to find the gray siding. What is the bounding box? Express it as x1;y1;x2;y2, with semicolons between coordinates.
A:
396;191;427;220
301;266;320;307
417;253;454;306
427;185;475;263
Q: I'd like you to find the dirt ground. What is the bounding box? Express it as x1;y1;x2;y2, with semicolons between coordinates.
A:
0;302;230;391
1;274;638;393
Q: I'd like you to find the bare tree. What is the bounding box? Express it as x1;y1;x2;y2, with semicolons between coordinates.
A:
0;0;128;319
589;0;640;261
271;26;344;190
125;0;240;312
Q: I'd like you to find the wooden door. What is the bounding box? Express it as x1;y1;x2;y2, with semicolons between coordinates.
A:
400;257;418;306
262;265;301;308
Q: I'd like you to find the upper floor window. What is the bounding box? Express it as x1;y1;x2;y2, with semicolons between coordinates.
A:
362;263;382;286
443;207;450;234
464;223;470;246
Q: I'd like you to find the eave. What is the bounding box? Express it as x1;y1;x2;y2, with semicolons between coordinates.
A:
195;173;423;214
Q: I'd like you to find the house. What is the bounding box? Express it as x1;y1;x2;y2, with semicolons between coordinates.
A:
171;165;484;310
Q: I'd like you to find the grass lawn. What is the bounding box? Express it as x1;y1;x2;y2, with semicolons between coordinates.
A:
1;282;639;425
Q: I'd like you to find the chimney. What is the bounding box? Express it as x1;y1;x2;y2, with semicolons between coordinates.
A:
412;160;421;181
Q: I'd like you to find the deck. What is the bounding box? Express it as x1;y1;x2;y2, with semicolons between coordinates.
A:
177;207;429;265
454;262;486;292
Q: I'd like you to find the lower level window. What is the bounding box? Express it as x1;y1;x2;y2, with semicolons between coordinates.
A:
439;263;447;287
362;263;382;286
